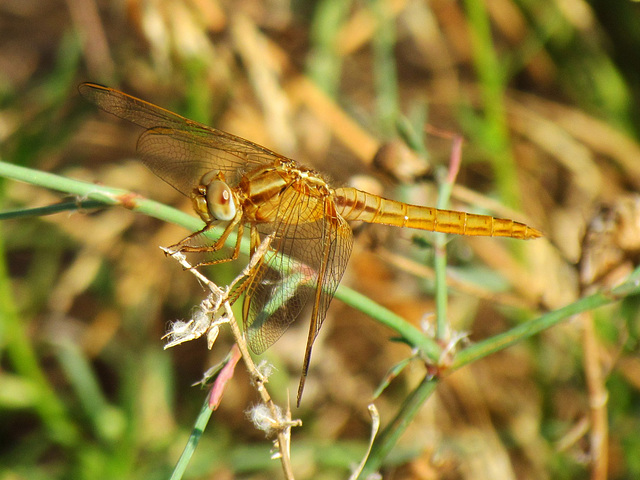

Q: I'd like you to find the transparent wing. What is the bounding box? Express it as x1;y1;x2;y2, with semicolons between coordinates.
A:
137;127;289;194
79;83;291;195
243;188;353;357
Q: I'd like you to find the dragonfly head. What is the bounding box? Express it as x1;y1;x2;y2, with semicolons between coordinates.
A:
192;171;237;223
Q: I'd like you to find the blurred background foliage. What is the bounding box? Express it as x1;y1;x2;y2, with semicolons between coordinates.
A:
2;0;640;479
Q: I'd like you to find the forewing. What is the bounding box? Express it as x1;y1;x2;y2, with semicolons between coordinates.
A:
79;82;203;131
137;127;287;195
244;189;353;356
79;83;290;195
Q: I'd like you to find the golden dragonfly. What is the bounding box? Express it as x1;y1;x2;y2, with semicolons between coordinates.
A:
79;83;541;405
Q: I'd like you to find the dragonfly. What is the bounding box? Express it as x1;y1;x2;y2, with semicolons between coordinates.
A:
79;83;542;405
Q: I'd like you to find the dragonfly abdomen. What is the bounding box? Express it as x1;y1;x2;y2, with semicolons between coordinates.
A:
333;187;541;239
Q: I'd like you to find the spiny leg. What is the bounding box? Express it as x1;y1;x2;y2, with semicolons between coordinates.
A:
166;222;218;253
193;222;244;268
165;210;244;268
233;224;269;308
249;222;262;258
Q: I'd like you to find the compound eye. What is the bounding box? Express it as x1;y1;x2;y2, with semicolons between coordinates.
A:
206;180;236;221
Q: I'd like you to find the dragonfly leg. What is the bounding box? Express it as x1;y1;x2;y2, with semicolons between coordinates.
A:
167;222;219;253
193;221;244;268
249;222;262;258
230;224;269;307
239;224;271;325
165;209;244;268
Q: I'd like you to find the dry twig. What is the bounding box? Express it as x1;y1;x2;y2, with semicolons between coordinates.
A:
161;235;301;480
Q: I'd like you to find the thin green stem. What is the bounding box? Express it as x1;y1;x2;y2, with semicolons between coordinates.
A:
0;200;107;220
434;136;463;340
452;267;640;370
0;160;216;243
169;394;214;480
334;287;440;362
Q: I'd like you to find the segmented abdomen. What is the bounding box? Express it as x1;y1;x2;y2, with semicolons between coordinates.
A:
332;187;541;240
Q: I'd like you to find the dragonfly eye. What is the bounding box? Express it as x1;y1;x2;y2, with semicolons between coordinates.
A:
206;180;236;221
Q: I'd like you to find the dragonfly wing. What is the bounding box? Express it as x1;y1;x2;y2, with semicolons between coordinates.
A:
79;82;200;131
244;191;353;358
137;127;286;195
296;200;353;403
80;83;291;195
